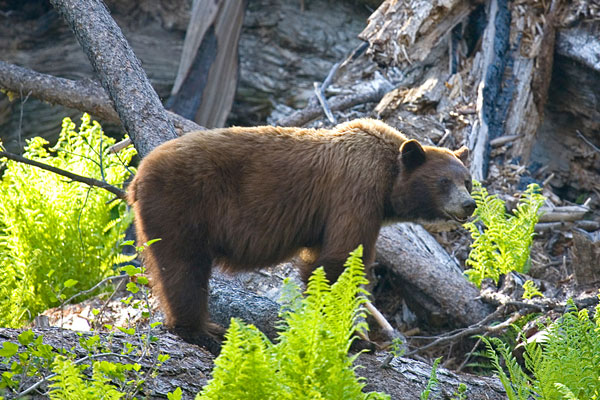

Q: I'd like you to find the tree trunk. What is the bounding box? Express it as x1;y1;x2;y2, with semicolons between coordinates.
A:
49;0;178;158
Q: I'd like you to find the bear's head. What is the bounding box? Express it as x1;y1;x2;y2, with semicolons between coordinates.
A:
390;140;476;224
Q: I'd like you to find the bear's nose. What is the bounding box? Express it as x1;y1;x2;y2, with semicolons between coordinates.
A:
462;198;476;216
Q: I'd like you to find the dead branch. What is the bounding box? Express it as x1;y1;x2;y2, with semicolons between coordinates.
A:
405;307;521;356
479;287;599;313
0;62;202;136
538;205;590;223
0;149;126;200
276;82;390;127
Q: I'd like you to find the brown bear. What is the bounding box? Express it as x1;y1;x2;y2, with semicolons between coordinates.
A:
127;118;475;343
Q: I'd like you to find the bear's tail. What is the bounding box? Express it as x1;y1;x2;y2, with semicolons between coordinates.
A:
126;176;138;205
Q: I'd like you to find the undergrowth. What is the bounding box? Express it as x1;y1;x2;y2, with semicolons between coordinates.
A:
0;114;135;327
197;246;390;400
1;246;388;399
0;242;170;399
481;296;600;400
463;181;545;287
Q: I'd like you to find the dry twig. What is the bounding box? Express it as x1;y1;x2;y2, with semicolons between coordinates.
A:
0;150;126;199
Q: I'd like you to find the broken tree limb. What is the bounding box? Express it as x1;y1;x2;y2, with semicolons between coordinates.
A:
359;0;475;69
0;149;126;200
538;204;590;223
49;0;178;158
167;0;245;128
0;61;202;136
276;80;391;127
376;223;494;327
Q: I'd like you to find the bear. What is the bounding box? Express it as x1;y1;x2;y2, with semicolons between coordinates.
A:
127;118;475;343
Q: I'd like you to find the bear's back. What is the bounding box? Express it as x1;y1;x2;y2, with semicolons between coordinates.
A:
129;119;405;269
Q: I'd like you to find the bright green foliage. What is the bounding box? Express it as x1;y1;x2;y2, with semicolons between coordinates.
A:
1;327;172;398
199;319;278;400
420;357;442;400
522;280;544;299
0;329;55;392
197;246;390;400
481;337;535;400
482;296;600;400
49;357;125;400
0;114;135;327
463;181;545;287
167;387;183;400
451;383;468;400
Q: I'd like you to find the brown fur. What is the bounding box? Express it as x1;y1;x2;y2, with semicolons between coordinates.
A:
128;118;475;341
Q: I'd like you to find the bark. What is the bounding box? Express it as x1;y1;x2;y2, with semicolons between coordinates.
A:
208;273;281;340
571;228;600;287
359;0;476;69
359;352;505;400
0;327;505;399
49;0;178;158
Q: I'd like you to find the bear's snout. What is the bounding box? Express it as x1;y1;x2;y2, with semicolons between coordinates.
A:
462;198;476;216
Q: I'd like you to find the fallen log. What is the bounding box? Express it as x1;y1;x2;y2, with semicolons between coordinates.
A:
376;223;494;327
0;325;506;399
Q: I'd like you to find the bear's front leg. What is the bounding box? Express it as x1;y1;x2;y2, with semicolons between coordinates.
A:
299;216;379;284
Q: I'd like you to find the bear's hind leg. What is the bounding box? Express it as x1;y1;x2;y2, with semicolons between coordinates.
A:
145;242;223;352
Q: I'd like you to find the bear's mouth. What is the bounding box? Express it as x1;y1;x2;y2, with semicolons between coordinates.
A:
445;212;469;224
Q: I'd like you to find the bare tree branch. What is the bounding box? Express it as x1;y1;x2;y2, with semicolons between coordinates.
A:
0;150;126;200
0;61;202;135
276;84;389;127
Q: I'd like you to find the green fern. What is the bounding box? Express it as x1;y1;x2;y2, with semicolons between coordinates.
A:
522;280;544;299
49;357;124;400
480;336;534;400
0;114;135;327
420;357;442;400
197;246;389;400
197;320;279;400
483;296;600;400
463;181;545;287
529;300;600;399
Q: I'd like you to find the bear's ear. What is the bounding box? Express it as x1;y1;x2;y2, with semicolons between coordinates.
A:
454;146;470;165
400;140;426;169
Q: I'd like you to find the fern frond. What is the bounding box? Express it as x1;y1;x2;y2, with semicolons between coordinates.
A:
463;181;545;287
0;114;135;327
420;357;441;400
199;248;390;400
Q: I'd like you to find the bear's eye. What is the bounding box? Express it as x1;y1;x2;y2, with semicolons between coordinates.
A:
439;177;451;187
465;179;472;192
